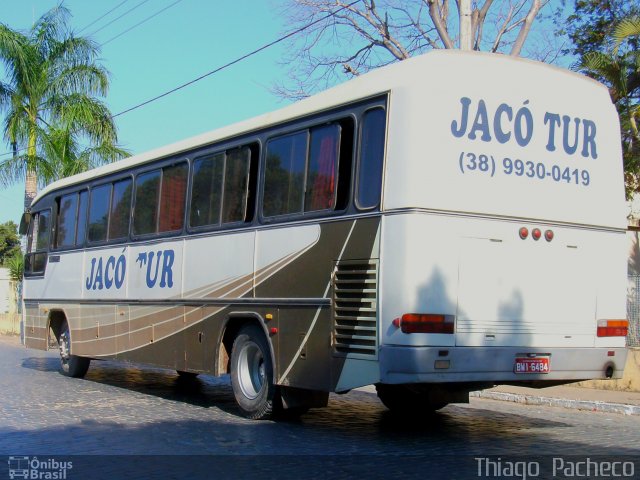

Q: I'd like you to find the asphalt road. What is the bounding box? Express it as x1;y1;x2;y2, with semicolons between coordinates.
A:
1;335;638;479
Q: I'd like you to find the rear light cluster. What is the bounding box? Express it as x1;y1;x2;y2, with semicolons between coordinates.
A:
392;314;455;334
519;227;554;241
597;319;628;337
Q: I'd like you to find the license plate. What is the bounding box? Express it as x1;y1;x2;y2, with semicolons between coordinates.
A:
514;357;550;374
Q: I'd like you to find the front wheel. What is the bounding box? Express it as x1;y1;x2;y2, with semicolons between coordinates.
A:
58;321;90;378
230;325;277;420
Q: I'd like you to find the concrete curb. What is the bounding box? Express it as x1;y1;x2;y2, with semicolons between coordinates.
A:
470;390;640;416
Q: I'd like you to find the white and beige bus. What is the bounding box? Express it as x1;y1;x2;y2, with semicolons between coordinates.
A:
20;51;629;419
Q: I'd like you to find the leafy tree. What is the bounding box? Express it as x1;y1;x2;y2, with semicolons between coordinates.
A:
568;4;640;196
0;220;20;266
276;0;548;98
560;0;639;57
0;5;127;210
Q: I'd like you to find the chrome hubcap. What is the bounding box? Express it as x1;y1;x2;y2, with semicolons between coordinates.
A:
237;341;265;400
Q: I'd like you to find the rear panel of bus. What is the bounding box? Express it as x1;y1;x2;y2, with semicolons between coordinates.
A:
378;52;628;385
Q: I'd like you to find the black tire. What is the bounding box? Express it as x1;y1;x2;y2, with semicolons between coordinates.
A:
58;321;90;378
376;384;447;413
230;324;277;420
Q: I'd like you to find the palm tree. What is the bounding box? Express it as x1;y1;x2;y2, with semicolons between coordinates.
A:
614;17;640;48
0;5;126;210
576;16;640;196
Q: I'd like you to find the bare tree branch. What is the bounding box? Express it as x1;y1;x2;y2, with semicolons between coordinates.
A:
510;0;541;56
426;0;455;49
274;0;548;98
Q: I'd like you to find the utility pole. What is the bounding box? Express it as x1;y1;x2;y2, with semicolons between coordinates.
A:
459;0;472;50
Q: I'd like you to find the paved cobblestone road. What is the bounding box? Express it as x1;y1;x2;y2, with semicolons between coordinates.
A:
1;335;638;479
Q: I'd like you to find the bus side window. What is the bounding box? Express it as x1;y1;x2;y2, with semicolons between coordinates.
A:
222;147;251;224
190;146;255;229
305;124;340;213
88;184;112;243
25;210;51;275
263;120;350;219
159;163;188;232
134;170;160;236
190;153;224;228
108;178;133;240
135;163;188;236
263;132;308;217
356;108;386;210
55;193;78;248
76;190;88;246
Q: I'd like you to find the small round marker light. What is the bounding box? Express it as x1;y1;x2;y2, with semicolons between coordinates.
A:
544;229;554;242
532;228;542;241
519;227;529;240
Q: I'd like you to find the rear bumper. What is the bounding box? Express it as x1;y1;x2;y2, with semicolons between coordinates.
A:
379;345;628;384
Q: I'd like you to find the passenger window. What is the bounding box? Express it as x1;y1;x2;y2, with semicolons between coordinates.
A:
159;163;188;232
189;147;254;229
88;184;111;243
222;147;250;223
263;132;307;217
263;123;343;218
108;178;132;240
356;108;386;209
190;154;224;228
134;170;160;236
76;190;88;245
305;124;340;212
56;194;78;248
35;211;51;251
25;210;51;275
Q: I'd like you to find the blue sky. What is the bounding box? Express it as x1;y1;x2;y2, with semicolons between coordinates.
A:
0;0;291;225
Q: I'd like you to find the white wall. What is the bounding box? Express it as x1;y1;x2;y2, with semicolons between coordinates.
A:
0;268;11;314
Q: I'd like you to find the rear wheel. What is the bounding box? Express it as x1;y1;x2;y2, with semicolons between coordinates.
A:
58;321;90;378
376;384;447;413
230;324;277;420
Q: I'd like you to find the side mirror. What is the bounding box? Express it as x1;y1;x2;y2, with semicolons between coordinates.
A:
19;211;31;235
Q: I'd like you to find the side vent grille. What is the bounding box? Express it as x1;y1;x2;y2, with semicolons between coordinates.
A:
333;260;378;357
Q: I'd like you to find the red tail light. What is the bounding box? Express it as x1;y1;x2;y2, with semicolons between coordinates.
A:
597;320;628;337
392;314;455;334
532;228;542;241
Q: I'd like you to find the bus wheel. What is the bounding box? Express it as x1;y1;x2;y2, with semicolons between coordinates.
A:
230;325;276;420
58;321;90;378
375;384;447;413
